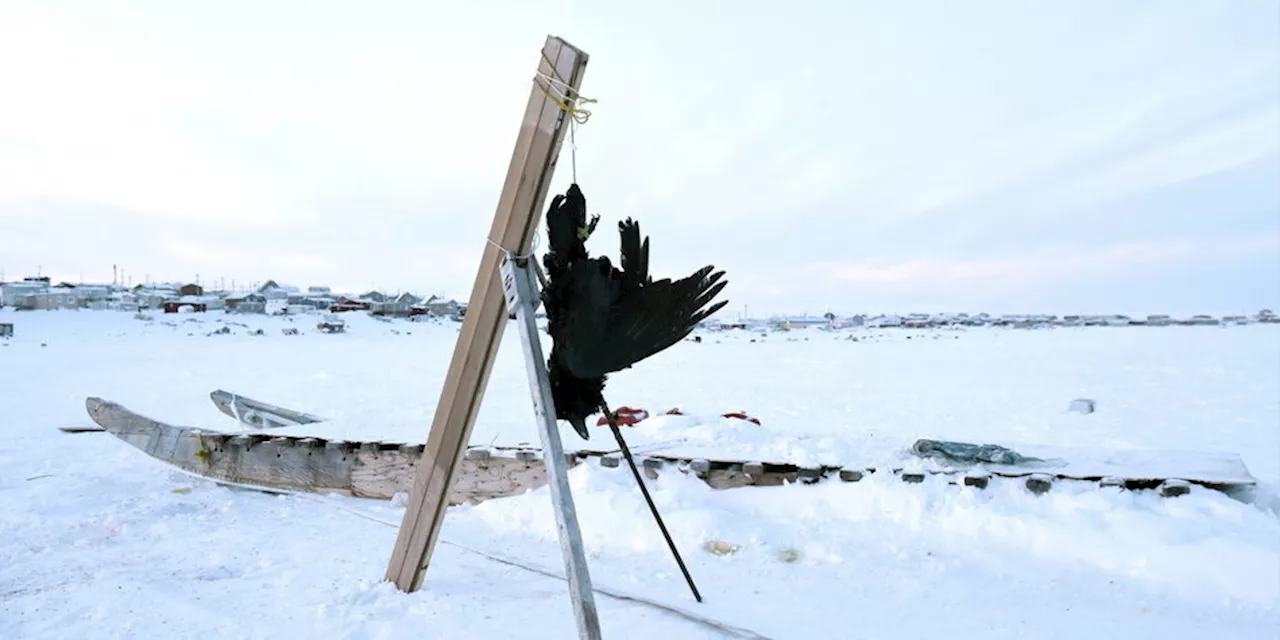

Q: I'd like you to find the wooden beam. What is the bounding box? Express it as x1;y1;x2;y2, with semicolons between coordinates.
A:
386;35;589;593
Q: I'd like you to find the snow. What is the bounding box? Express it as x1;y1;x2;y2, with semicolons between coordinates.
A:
1;309;1278;639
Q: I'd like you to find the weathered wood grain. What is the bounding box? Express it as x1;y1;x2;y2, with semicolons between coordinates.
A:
85;395;1258;504
86;397;554;504
386;35;592;595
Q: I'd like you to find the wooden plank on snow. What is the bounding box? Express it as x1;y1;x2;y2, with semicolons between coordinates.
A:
385;35;590;594
84;397;556;503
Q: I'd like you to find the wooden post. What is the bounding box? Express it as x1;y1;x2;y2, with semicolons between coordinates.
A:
386;35;589;593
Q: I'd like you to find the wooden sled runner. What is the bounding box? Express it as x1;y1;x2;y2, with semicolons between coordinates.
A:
83;392;1259;505
209;389;325;429
86;397;550;504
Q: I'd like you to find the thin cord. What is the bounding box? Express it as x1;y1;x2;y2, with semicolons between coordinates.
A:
570;118;578;183
537;50;567;85
530;63;595;195
486;228;541;261
533;71;595;124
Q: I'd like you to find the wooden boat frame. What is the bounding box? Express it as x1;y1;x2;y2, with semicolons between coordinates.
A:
81;392;1258;504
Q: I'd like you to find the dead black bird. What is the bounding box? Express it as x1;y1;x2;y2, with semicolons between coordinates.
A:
539;182;727;603
540;183;729;440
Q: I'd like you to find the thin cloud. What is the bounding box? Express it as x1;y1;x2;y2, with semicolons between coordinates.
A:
0;0;1275;315
809;233;1280;295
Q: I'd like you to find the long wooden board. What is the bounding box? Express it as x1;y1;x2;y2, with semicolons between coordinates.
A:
85;396;1256;504
86;397;551;504
389;35;592;594
86;396;808;499
202;388;1257;491
200;389;1258;493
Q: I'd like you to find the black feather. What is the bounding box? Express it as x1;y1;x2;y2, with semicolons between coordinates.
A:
540;184;728;440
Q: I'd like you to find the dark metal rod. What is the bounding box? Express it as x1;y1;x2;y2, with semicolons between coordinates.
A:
600;402;703;603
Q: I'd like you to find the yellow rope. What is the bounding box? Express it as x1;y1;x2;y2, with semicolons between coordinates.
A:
534;75;596;125
533;71;596;182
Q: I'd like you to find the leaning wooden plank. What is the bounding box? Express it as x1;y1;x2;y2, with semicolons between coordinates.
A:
210;389;326;429
387;35;590;594
85;397;555;504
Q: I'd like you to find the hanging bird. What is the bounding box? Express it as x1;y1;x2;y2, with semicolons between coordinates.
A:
540;183;729;440
538;182;719;603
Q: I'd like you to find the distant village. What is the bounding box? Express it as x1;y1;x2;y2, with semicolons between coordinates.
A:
755;309;1277;331
0;276;464;319
0;275;1275;331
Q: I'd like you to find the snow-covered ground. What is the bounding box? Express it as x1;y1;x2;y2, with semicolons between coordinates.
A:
2;309;1277;639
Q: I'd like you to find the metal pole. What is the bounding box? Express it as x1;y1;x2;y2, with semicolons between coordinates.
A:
501;253;602;639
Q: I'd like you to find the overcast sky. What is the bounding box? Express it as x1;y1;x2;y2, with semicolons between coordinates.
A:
2;0;1277;317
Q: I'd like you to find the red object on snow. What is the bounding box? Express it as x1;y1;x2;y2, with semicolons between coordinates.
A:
665;408;685;416
721;411;761;425
596;406;650;427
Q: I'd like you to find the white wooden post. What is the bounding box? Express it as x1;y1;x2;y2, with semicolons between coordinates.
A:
500;253;603;639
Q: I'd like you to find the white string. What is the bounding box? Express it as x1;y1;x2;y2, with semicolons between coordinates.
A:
536;70;580;180
534;70;575;94
532;70;591;183
486;227;541;261
570;117;579;183
533;72;588;105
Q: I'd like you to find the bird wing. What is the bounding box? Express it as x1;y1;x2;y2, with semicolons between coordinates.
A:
618;218;650;287
560;220;728;379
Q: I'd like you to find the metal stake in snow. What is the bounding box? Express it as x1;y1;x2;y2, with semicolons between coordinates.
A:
501;253;602;639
